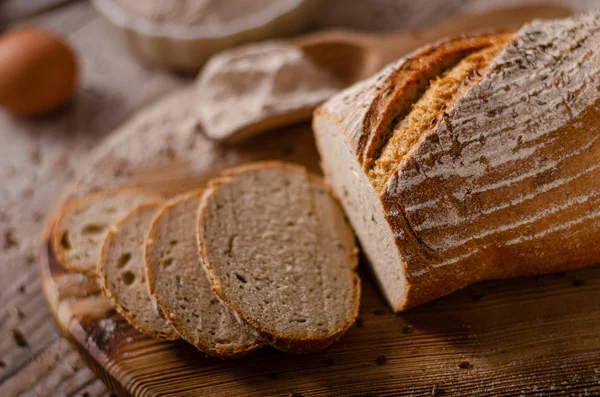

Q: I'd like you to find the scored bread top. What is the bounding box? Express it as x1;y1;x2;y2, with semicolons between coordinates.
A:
53;188;161;275
145;190;263;358
319;33;513;167
198;161;360;353
98;201;178;340
368;37;511;190
315;12;600;309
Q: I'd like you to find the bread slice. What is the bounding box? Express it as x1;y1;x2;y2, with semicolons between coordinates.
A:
53;188;161;275
198;161;360;353
314;12;600;311
145;190;263;358
98;201;178;340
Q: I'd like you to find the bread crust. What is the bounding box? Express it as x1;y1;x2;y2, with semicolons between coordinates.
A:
349;33;511;167
198;161;361;353
315;12;600;311
145;189;264;358
97;201;179;340
52;187;160;276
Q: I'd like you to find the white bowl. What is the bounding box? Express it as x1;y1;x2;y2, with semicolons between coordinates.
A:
92;0;319;71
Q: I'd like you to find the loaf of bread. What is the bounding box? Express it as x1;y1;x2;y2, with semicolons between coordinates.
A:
198;162;360;353
314;12;600;311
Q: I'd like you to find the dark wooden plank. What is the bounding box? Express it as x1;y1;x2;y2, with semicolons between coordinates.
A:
0;338;114;397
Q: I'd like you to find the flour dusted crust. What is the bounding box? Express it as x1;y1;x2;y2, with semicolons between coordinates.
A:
325;33;510;164
314;12;600;311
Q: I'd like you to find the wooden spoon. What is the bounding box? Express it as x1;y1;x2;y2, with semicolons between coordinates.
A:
294;4;571;85
199;5;572;143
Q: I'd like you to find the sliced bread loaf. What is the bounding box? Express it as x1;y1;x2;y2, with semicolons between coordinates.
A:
53;188;160;275
198;161;360;353
314;13;600;311
98;201;178;340
145;190;263;358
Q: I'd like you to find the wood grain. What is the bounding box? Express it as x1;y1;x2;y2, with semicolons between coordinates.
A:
2;1;600;396
41;239;600;396
1;337;111;397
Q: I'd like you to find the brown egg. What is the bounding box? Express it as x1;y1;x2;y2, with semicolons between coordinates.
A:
0;28;78;117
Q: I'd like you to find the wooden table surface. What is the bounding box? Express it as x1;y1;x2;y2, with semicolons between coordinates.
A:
1;1;599;396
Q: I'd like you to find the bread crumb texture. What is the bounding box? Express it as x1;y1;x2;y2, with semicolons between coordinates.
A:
98;202;178;340
199;162;360;353
53;188;160;275
146;190;262;358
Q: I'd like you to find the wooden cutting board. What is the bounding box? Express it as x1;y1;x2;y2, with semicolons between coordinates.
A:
40;7;600;397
